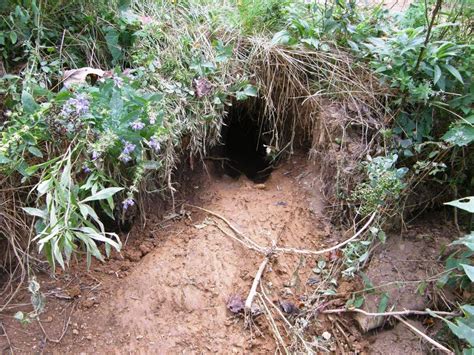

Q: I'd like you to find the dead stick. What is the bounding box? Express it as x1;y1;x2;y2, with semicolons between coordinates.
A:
321;308;459;317
245;257;270;313
394;315;453;354
0;321;13;354
273;211;376;255
188;204;377;256
186;205;263;251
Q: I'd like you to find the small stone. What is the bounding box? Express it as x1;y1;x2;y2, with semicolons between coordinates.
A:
72;329;79;335
82;299;95;309
43;316;53;323
125;249;143;262
139;242;153;255
136;335;143;340
86;335;92;340
322;331;331;340
254;183;266;190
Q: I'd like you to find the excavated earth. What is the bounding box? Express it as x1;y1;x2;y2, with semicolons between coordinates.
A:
1;154;344;353
0;152;458;353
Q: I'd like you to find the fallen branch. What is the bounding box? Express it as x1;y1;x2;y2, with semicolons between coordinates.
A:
394;315;453;354
185;204;264;252
186;204;377;257
321;308;459;317
245;256;270;314
273;211;376;255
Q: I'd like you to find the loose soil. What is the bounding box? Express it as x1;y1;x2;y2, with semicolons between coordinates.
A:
0;154;344;353
0;154;458;353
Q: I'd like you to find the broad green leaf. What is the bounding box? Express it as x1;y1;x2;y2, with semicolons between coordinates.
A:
442;125;474;147
447;321;474;347
271;30;291;45
443;64;464;84
81;187;123;203
0;154;11;164
243;85;258;97
445;197;474;213
463;305;474;317
461;264;474;282
451;232;474;251
21;91;39;114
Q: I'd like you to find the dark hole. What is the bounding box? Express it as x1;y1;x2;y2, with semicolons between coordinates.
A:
220;108;273;183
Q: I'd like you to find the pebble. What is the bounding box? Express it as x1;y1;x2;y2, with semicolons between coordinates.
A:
72;329;79;335
322;331;332;340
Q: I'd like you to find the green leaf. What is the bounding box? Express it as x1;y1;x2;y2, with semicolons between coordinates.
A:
377;293;389;313
243;85;258;97
0;154;11;164
28;146;43;158
22;207;47;219
442;125;474;147
9;31;17;44
445;197;474;213
461;264;474;282
451;232;474;251
443;64;464;84
21;91;39;114
433;65;442;85
447;320;474;347
271;30;291;45
80;187;123;203
463;305;474;317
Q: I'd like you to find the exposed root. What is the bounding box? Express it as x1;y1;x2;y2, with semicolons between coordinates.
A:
394;315;454;354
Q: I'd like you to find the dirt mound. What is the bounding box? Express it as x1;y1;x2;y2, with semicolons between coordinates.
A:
1;154;342;353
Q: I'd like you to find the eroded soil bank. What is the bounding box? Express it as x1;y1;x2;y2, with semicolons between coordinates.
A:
1;154;349;353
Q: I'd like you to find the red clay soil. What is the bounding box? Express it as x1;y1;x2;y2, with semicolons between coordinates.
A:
1;154;345;353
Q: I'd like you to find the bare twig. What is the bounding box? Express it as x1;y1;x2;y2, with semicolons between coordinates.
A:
394;315;453;354
257;294;290;355
245;256;270;314
273;211;377;255
187;204;377;257
0;321;13;354
37;302;77;344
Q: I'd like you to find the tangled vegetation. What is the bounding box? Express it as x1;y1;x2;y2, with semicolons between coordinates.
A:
0;0;473;351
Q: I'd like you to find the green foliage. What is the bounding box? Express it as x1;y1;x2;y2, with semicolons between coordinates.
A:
0;0;254;269
439;198;474;350
350;155;407;216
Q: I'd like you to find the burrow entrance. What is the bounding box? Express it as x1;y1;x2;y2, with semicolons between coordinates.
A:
217;99;274;183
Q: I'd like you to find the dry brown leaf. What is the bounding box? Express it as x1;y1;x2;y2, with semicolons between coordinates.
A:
62;67;106;88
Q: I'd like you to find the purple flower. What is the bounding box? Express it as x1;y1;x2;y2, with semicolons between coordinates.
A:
194;77;213;98
119;154;132;163
113;76;124;88
83;166;92;173
148;137;160;153
130;121;145;131
122;141;136;155
61;93;90;116
91;151;100;160
122;198;135;210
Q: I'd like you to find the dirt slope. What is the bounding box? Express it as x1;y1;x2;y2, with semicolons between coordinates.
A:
1;154;339;353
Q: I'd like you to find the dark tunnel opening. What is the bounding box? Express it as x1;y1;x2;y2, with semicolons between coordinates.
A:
218;101;274;183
